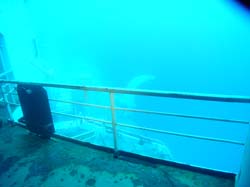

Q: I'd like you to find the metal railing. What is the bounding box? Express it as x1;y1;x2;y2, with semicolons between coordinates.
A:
0;80;250;154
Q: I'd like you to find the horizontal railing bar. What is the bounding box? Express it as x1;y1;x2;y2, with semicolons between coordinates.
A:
4;101;244;145
0;100;111;124
3;100;249;126
71;131;95;139
54;110;245;145
2;101;112;125
118;128;164;144
0;70;12;78
1;101;19;106
8;93;110;110
1;80;250;103
8;92;17;95
6;92;17;96
49;98;110;109
3;88;16;96
115;107;250;125
52;111;111;125
118;123;245;146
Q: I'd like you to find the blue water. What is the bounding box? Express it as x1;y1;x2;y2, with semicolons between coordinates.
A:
1;0;250;173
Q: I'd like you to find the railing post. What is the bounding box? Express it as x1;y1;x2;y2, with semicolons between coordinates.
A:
236;123;250;187
0;83;13;122
109;92;119;157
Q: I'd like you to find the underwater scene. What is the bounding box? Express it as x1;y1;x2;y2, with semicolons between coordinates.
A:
0;1;250;186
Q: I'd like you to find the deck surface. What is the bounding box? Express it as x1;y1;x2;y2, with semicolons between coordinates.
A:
0;124;234;187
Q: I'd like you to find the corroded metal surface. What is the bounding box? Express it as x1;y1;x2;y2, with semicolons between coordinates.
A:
0;125;234;187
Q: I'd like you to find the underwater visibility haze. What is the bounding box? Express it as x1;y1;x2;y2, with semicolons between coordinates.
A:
0;0;250;174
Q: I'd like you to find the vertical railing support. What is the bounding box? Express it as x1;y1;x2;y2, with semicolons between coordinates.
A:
109;92;119;158
236;123;250;187
0;83;13;122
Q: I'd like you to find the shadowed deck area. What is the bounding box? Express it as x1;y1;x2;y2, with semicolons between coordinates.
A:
0;124;235;187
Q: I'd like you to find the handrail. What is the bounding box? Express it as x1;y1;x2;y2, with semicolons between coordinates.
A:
49;98;110;109
118;123;245;145
52;111;110;124
6;93;250;125
0;70;12;78
2;100;248;146
0;80;249;147
115;107;250;125
1;79;249;174
1;80;250;103
4;100;246;146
